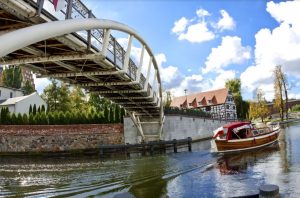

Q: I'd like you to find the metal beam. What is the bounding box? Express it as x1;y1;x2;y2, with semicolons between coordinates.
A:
91;90;146;94
101;29;111;57
37;70;123;78
122;34;133;72
0;53;99;65
118;101;157;105
79;81;139;86
124;106;159;109
105;96;153;100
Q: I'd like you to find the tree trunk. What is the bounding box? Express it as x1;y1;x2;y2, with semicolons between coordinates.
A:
282;79;288;120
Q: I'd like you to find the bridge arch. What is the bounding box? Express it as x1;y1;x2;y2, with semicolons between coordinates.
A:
0;18;164;141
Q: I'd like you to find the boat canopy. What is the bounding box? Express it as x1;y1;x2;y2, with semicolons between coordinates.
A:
224;122;251;140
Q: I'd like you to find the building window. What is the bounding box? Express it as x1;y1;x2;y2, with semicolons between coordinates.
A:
208;100;212;104
189;103;192;106
233;106;235;110
180;104;183;108
198;102;202;106
206;106;211;111
226;105;229;109
10;92;13;98
0;90;1;96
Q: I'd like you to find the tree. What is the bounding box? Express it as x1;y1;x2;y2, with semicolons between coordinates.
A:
70;86;85;112
225;78;248;119
274;65;288;121
42;80;71;112
22;80;35;95
250;89;270;122
41;105;45;113
33;104;37;115
29;105;33;114
2;66;22;89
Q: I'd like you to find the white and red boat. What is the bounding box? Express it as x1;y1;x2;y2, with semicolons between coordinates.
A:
211;121;280;153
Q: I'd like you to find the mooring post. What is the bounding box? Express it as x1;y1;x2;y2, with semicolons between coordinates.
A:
259;184;280;198
173;139;177;153
188;137;192;152
150;144;154;155
99;148;104;157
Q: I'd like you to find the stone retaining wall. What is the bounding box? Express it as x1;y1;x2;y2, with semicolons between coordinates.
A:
0;124;124;153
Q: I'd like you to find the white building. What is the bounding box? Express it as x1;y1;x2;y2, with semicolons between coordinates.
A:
0;92;47;115
0;86;24;101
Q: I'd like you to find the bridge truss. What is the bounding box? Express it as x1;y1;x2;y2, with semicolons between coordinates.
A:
0;0;165;141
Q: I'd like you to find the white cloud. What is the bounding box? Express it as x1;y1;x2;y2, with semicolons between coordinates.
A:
172;17;189;35
178;22;215;43
240;1;300;100
172;8;215;43
202;36;251;74
33;74;51;94
216;10;236;31
196;8;210;18
172;8;236;43
210;70;236;90
169;74;210;96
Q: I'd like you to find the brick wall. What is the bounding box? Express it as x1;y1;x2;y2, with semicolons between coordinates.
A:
0;124;124;153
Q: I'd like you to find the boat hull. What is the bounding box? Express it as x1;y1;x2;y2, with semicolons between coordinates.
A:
213;128;280;153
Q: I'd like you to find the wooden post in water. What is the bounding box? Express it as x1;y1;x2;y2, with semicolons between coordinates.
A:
188;137;192;152
259;184;280;198
173;139;177;153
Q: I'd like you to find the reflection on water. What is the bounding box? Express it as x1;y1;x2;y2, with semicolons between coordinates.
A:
0;122;300;197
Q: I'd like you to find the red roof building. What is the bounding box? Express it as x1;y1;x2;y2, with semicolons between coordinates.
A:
170;88;237;120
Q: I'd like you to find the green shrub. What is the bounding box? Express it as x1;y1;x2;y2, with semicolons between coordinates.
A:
48;112;55;125
40;113;48;125
291;104;300;112
17;113;23;125
23;113;29;125
29;105;33;115
33;104;37;115
29;114;34;125
11;113;17;125
41;105;45;113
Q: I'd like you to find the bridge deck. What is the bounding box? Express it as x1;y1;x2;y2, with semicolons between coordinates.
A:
0;0;162;118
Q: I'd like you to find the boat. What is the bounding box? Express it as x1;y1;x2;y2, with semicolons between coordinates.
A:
211;121;280;153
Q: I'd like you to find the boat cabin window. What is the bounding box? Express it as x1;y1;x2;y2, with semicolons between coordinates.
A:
232;129;248;139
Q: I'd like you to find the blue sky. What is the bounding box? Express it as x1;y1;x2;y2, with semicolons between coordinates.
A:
36;0;300;101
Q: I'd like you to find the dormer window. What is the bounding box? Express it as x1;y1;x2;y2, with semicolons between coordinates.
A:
189;103;192;106
198;102;202;106
208;100;212;104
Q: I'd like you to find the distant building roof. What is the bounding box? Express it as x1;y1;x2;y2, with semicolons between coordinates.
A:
0;92;36;106
170;88;229;108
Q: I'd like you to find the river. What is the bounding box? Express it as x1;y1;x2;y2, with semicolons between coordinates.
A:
1;122;300;197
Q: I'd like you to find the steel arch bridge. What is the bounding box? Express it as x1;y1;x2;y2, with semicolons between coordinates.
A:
0;0;164;141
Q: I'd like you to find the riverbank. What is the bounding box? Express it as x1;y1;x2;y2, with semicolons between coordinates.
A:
0;124;123;154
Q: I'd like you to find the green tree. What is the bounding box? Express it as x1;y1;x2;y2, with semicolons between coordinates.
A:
225;78;247;119
274;65;288;121
22;80;35;95
23;113;29;125
70;86;85;112
11;113;17;125
33;104;37;115
41;105;45;113
115;105;121;123
29;105;33;114
17;113;23;125
2;66;22;89
250;89;270;122
29;114;34;125
41;80;71;112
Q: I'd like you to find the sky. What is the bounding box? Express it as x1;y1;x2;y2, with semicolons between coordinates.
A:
35;0;300;101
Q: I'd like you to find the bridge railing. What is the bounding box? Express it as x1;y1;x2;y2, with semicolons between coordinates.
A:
43;0;141;84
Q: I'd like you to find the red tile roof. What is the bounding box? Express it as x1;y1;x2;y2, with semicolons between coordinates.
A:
170;88;229;108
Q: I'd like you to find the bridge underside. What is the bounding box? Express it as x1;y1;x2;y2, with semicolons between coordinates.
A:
0;0;164;141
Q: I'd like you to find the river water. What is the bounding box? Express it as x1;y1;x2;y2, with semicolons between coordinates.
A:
1;122;300;198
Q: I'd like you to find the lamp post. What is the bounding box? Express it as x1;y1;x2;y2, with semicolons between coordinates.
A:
184;89;187;108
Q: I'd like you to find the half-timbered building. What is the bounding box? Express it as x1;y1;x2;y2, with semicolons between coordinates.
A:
170;88;237;120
